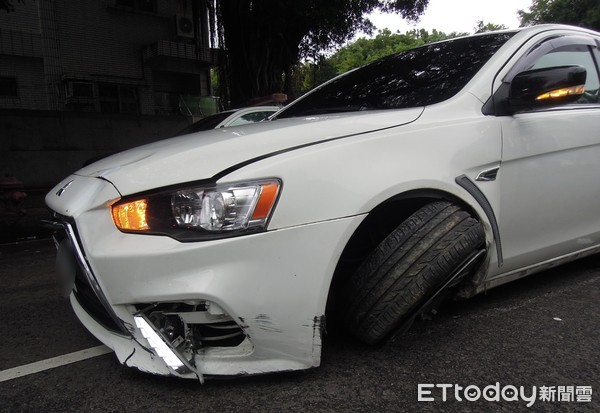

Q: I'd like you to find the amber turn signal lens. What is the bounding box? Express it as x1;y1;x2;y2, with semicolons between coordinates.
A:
251;182;280;220
535;85;585;101
112;199;150;231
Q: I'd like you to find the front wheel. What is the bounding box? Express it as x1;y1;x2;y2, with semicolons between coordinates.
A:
340;200;485;344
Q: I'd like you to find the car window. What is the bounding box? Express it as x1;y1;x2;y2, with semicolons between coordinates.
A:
530;44;600;103
276;32;516;118
228;111;276;127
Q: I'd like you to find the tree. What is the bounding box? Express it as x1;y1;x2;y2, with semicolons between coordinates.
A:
291;28;465;96
207;0;430;106
474;21;507;33
328;28;463;73
1;0;22;13
519;0;600;30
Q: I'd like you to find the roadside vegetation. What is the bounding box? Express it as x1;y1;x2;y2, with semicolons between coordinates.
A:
289;28;467;97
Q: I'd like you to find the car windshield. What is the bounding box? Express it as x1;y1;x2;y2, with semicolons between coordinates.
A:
277;32;516;118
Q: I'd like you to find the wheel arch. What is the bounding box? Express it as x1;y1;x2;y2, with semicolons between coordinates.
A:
324;186;492;324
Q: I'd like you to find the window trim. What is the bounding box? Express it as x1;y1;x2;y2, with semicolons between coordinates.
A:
502;35;597;84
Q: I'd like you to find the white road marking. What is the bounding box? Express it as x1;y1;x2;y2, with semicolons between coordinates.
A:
0;345;113;382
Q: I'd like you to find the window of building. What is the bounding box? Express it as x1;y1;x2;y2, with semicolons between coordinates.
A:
99;84;119;113
0;77;18;97
98;83;139;114
64;81;96;112
67;82;95;98
118;85;139;114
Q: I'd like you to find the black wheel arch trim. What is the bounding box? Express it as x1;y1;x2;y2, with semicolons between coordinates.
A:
455;174;503;267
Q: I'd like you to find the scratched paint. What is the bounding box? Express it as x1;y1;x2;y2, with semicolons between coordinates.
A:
253;314;283;333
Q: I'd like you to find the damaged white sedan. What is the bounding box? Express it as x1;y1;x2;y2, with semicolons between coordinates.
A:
46;25;600;381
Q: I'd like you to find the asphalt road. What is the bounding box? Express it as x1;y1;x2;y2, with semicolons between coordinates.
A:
1;239;598;412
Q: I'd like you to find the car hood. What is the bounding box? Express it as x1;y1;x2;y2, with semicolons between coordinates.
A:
76;108;423;196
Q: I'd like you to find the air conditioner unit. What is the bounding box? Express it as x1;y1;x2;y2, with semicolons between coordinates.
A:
176;14;194;38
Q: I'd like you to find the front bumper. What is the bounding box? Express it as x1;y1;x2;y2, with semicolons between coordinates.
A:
47;175;364;379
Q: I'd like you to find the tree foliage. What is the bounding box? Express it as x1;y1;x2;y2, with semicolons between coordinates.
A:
474;21;508;33
208;0;430;106
0;0;22;13
329;28;465;73
518;0;600;30
290;28;466;97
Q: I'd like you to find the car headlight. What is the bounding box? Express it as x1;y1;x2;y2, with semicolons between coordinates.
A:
111;179;281;241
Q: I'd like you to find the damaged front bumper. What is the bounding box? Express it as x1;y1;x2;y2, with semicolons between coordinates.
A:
53;218;205;380
47;175;362;380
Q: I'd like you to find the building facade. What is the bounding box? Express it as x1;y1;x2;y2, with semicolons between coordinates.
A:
0;0;218;187
0;0;217;115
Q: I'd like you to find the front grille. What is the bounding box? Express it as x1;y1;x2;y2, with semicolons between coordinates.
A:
52;218;125;335
72;265;122;334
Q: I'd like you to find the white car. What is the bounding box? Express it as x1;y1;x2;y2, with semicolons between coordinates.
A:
174;106;280;136
47;25;600;382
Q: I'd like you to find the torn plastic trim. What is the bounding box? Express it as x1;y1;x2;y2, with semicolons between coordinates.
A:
133;313;202;381
131;301;254;381
137;301;247;349
69;293;193;378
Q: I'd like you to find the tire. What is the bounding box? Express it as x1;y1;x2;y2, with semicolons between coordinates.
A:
340;200;485;344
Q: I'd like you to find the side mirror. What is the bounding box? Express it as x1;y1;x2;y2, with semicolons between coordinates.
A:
507;65;586;113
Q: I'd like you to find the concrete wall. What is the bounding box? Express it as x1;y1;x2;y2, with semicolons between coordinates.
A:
56;1;169;80
0;0;40;32
53;0;175;114
0;109;188;187
0;56;47;110
1;0;212;115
